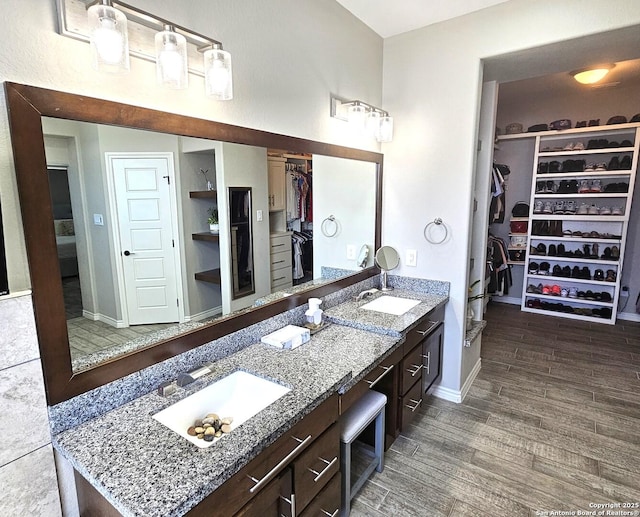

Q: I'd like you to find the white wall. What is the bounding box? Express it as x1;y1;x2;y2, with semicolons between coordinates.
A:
381;0;640;395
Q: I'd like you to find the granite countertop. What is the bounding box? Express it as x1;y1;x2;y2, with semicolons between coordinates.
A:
54;324;399;517
324;289;448;337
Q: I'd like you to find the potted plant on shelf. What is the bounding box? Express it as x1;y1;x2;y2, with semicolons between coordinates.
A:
208;207;219;233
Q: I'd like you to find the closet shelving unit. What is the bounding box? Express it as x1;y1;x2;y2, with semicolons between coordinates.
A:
498;124;638;324
189;190;221;285
507;216;528;266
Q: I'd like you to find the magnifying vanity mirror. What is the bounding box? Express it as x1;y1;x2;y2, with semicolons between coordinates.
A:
5;82;383;405
375;246;400;291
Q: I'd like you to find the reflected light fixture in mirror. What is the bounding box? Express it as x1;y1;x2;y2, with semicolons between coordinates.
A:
203;44;234;100
155;25;188;89
570;64;615;85
88;0;130;73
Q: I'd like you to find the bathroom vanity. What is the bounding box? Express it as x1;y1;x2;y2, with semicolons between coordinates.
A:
57;289;447;517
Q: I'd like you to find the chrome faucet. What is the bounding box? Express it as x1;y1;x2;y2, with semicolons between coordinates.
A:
355;288;379;301
176;365;213;387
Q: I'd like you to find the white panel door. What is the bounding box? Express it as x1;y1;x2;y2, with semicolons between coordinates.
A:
112;157;179;325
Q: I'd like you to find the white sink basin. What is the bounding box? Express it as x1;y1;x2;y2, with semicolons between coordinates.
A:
153;371;291;448
360;296;421;316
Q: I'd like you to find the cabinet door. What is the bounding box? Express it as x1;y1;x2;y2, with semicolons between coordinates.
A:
236;468;292;517
268;159;286;211
423;323;443;392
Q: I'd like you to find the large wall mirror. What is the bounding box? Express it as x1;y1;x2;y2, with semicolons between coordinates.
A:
5;82;382;405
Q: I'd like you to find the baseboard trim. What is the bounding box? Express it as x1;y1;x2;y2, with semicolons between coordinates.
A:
618;311;640;323
431;358;481;404
83;310;126;328
184;305;223;323
491;296;521;306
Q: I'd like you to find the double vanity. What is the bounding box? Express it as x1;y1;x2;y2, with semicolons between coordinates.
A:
54;285;447;517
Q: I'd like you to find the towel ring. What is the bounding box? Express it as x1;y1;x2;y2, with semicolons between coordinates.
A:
321;215;339;237
424;218;448;244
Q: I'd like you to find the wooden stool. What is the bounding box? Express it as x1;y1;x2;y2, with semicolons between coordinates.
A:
340;390;387;516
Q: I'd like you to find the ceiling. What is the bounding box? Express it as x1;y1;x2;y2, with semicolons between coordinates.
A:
334;0;512;38
334;2;640;106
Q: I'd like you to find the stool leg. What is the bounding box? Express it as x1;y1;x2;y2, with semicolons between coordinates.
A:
374;410;385;472
341;441;351;516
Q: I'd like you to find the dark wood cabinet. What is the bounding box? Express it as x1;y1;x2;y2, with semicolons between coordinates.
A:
422;322;443;393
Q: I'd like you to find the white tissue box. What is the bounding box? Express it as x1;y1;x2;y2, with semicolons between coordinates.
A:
261;325;310;349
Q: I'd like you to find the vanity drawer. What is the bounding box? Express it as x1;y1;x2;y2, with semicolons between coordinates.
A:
270;234;291;253
403;318;440;352
401;343;424;394
271;266;293;289
299;471;341;517
270;249;292;271
186;394;338;516
293;422;340;512
400;377;423;429
340;346;401;414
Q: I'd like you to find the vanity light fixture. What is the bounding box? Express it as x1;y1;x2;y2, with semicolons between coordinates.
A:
330;94;394;142
570;64;615;85
202;43;233;100
155;25;188;89
87;0;130;73
56;0;232;98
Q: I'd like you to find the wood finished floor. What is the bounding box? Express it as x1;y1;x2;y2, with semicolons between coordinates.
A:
351;302;640;517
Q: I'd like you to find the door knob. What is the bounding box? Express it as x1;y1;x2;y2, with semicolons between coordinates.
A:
123;250;134;256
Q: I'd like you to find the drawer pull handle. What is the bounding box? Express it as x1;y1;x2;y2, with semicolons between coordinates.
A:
321;509;339;517
422;352;431;373
247;434;312;493
415;321;439;336
365;364;394;388
406;398;422;412
279;494;296;515
407;364;423;377
308;456;338;482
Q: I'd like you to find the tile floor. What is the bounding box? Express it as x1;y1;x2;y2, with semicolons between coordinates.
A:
351;302;640;517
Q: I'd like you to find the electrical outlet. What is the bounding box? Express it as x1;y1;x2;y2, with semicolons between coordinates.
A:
346;245;356;260
406;249;417;267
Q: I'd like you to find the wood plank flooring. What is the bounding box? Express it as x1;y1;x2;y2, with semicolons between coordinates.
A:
351;302;640;517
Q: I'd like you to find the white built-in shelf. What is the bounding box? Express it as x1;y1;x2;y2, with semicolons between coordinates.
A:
533;193;629;199
526;273;616;286
534;171;632;179
538;147;634;157
527;256;619;266
530;214;626;222
523;292;614;308
496;122;640;141
528;235;621;244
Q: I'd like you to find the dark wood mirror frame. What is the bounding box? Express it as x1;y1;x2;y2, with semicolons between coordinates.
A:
5;82;383;406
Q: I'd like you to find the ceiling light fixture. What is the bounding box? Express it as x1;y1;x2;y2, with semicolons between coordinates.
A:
330;94;394;142
570;64;615;85
56;0;232;98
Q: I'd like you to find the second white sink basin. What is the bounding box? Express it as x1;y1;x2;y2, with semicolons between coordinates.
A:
153;371;291;448
360;295;421;316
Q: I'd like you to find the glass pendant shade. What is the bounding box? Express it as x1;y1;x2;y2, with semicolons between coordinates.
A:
87;3;130;73
204;45;233;100
155;26;188;89
377;116;394;142
348;103;367;129
366;110;382;136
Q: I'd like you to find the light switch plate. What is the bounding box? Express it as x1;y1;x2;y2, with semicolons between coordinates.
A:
406;249;417;267
346;245;356;260
93;213;104;226
256;209;263;221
